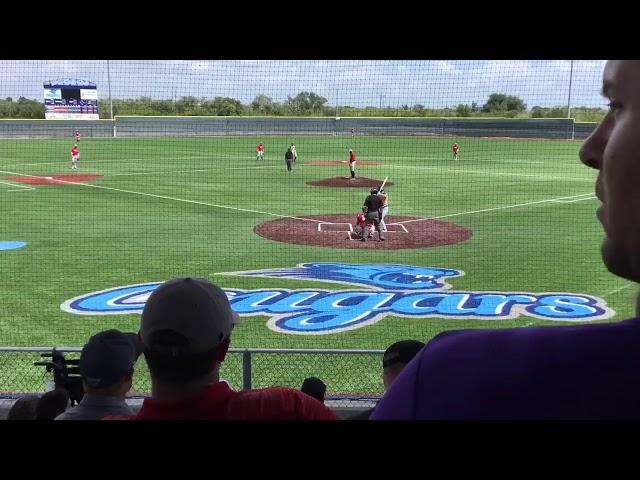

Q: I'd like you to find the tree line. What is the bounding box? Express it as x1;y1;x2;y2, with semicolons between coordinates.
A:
0;92;606;122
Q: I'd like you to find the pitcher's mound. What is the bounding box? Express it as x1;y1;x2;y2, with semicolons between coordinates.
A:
307;177;394;188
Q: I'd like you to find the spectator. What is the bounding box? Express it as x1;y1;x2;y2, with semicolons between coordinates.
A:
56;330;141;420
372;60;640;421
106;277;337;420
381;340;426;390
36;389;69;420
349;340;424;420
6;395;40;420
301;377;326;403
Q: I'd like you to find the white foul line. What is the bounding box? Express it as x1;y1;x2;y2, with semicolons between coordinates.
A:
108;165;280;177
0;169;324;224
0;171;597;229
398;192;597;224
603;283;634;298
0;179;34;191
6;152;259;168
374;163;594;182
552;195;596;203
364;154;546;164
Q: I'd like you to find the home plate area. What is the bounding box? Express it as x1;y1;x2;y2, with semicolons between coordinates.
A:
254;214;473;250
316;221;408;239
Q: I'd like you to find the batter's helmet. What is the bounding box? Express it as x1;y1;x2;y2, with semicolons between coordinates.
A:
370;187;379;194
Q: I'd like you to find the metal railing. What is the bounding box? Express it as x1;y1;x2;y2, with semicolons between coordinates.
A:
0;347;385;405
0;116;597;140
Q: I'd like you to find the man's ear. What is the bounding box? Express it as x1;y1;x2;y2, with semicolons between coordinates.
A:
215;337;231;362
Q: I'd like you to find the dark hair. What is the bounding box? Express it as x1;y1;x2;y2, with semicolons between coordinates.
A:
143;330;219;384
7;395;40;420
36;389;69;420
382;340;425;372
301;377;327;402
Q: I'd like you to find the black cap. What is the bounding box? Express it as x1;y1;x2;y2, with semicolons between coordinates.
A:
382;340;425;370
80;330;142;389
301;377;327;402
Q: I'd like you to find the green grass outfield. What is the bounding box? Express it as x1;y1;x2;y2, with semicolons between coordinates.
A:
0;134;633;395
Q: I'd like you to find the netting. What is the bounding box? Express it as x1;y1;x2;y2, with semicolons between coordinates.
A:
0;60;615;395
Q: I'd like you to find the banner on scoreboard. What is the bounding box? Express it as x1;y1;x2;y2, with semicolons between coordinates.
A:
44;79;100;120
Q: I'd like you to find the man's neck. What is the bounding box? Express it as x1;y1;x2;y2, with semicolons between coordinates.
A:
151;374;220;403
81;392;127;405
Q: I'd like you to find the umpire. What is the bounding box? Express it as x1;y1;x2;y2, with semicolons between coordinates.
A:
362;187;385;242
285;147;294;172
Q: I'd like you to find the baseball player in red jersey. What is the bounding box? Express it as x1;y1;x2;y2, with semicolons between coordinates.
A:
71;144;80;170
256;143;264;161
453;143;460;160
351;127;355;139
354;211;376;240
349;149;356;179
74;130;81;142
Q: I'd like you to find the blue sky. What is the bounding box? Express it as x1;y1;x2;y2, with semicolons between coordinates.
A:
0;60;607;109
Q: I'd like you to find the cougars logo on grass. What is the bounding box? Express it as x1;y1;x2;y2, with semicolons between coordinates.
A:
61;262;615;334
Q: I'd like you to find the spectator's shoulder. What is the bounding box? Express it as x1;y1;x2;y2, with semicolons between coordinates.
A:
235;386;338;420
102;414;136;420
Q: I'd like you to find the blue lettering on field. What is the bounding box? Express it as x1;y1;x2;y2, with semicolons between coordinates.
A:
61;263;616;334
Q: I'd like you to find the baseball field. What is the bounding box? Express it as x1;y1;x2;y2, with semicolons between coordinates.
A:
0;133;630;395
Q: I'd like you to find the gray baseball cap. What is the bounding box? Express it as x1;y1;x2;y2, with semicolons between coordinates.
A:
140;277;240;356
80;330;142;389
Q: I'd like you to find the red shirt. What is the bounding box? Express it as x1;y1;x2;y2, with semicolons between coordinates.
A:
71;147;80;156
74;131;81;138
453;144;459;153
104;382;338;420
356;213;375;229
349;151;356;163
257;144;264;153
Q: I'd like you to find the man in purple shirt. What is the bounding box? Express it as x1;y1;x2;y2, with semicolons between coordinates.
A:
372;60;640;420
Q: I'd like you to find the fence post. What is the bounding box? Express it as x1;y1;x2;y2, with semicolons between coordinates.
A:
242;349;252;390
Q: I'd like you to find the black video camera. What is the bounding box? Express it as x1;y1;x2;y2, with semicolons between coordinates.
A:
34;350;85;407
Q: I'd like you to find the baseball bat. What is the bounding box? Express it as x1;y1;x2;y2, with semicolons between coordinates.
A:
379;176;388;191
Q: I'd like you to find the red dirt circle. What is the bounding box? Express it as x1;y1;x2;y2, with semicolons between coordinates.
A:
7;174;102;185
255;214;473;250
307;176;395;188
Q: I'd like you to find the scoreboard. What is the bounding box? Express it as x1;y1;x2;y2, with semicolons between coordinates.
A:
44;79;99;120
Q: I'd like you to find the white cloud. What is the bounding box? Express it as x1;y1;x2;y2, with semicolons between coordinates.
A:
190;61;210;71
0;60;605;107
481;60;531;82
435;60;456;73
550;60;572;72
44;60;79;73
